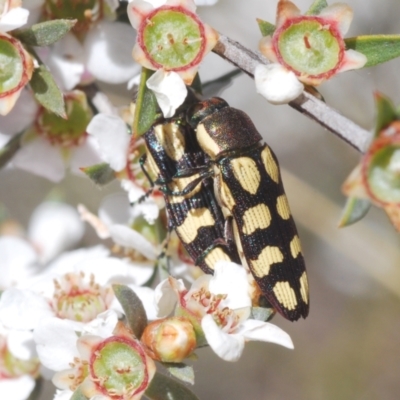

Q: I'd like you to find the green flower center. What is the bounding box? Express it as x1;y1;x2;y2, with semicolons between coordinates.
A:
0;36;24;94
367;144;400;203
275;17;343;78
0;338;40;379
140;7;204;70
36;91;92;148
91;337;148;398
52;272;112;322
44;0;103;33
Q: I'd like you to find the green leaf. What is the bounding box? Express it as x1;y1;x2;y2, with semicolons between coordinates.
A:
134;68;160;137
81;163;116;186
306;0;328;15
13;20;76;47
70;386;88;400
162;363;195;385
345;35;400;68
0;131;24;169
145;372;200;400
374;92;398;136
256;18;275;37
251;306;275;322
338;197;371;227
30;64;66;118
112;284;148;338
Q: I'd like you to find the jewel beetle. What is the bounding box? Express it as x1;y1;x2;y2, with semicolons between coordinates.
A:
141;116;240;275
186;97;309;321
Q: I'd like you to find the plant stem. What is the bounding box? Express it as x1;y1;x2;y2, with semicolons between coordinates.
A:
213;33;372;153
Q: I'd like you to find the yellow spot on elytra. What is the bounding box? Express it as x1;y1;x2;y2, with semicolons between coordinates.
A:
154;123;185;161
276;194;291;220
290;235;302;258
231;157;260;195
196;124;220;159
219;180;236;210
168;174;202;202
273;281;297;310
176;208;215;244
203;247;231;270
261;146;279;183
250;246;283;278
144;150;160;178
242;204;271;235
299;272;309;304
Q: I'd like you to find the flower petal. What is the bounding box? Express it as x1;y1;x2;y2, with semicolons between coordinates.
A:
201;314;244;361
236;319;294;349
146;70;187;118
342;163;369;199
120;180;161;224
127;0;156;30
98;193;132;226
209;262;251;310
78;204;111;239
42;33;85;91
0;236;38;288
0;288;53;330
0;86;25;116
69;136;103;175
34;318;80;371
0;7;29;32
12;136;65;182
85;21;141;84
319;3;353;36
7;330;36;360
276;0;300;29
0;375;35;400
81;310;119;338
0;89;38;135
87;114;130;171
194;0;218;5
109;224;158;260
53;389;74;400
154;277;184;317
255;63;304;105
28;201;85;264
259;36;279;63
337;49;367;74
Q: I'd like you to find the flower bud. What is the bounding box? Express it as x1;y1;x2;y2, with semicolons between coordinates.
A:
33;90;92;148
141;317;196;362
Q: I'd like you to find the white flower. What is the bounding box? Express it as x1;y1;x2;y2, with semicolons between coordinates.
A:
255;63;304;105
256;0;367;104
86;112;162;217
0;1;30;32
155;261;293;361
3;90;103;182
0;323;39;400
0;248;157;332
127;0;218;117
79;193;159;255
33;310;118;373
0;201;84;289
86;113;131;172
34;311;156;400
146;70;187;118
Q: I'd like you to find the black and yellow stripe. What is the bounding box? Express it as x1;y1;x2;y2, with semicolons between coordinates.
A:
142;117;240;275
188;98;309;321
